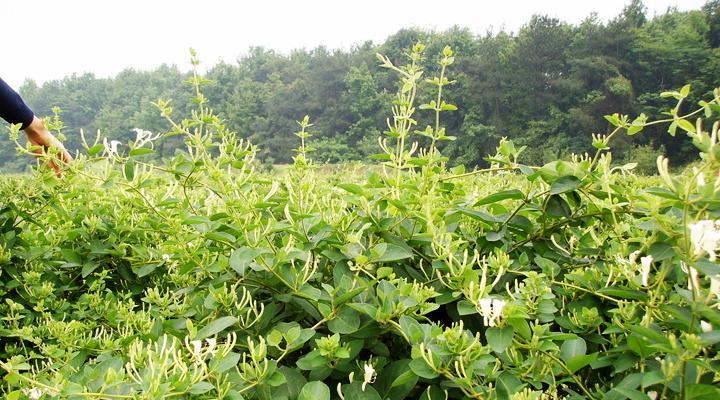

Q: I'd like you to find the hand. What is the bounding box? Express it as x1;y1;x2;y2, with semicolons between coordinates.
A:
24;116;73;176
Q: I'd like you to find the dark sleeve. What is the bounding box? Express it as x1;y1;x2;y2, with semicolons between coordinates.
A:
0;77;34;129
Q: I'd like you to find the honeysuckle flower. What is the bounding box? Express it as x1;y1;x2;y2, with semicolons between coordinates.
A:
133;128;161;147
629;250;641;264
681;263;702;296
656;156;674;189
647;390;658;400
478;298;506;327
22;388;45;400
162;254;170;261
337;382;346;400
640;255;653;287
688;220;720;261
701;320;713;333
189;339;203;358
361;362;376;391
103;137;122;158
204;338;218;357
711;276;720;301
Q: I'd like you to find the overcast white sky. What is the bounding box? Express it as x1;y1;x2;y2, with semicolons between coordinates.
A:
1;0;706;89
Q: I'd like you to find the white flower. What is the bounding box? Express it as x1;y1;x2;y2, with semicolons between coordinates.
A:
629;250;642;264
640;255;653;287
361;362;376;392
103;137;122;158
681;263;702;296
132;128;161;147
710;276;720;301
688;220;720;261
701;320;713;333
190;339;203;359
162;254;170;261
206;338;217;356
647;390;658;400
656;156;674;189
22;388;45;400
478;298;506;327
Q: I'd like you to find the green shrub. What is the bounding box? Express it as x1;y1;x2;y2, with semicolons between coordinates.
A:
1;47;719;400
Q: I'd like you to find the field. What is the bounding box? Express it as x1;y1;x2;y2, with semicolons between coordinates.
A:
1;46;719;400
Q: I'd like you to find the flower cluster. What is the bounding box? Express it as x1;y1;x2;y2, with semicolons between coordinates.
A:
478;298;506;327
132;128;161;148
103;137;121;158
688;220;720;261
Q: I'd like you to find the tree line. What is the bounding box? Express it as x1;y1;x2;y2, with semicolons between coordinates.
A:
2;0;719;172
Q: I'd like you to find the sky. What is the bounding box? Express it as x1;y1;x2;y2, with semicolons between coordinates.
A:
1;0;707;89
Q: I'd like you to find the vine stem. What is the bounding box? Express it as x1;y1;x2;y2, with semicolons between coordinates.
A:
541;351;597;400
438;166;520;181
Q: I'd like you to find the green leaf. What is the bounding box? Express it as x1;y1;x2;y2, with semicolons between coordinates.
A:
229;247;266;276
604;114;622;127
369;243;413;263
81;262;100;278
694;260;720;277
124;159;135;181
196;316;238;340
699;331;720;346
328;308;361;334
341;382;382;400
545;195;571;218
266;371;287;387
648;242;675;261
297;350;327;370
419;386;446;400
566;353;597;373
409;358;439;379
560;338;586;363
298;381;330;400
685;384;720;400
61;249;82;265
190;381;214;394
277;367;307;399
680;84;691;98
375;359;418;400
644;187;680;200
677;118;696;134
496;372;522;400
129;148;155;157
182;215;210;225
486;326;513;353
475;189;525;206
457;300;477;316
627;335;654;358
610;388;652;400
456;207;504;223
550;176;582;195
641;370;665;387
597;287;649;300
399;315;425;343
210;352;241;373
337;183;366;196
87;143;104;156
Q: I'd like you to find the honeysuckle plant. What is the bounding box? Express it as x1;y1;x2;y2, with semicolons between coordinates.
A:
0;46;718;400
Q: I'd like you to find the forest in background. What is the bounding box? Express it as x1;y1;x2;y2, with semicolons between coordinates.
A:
1;0;719;172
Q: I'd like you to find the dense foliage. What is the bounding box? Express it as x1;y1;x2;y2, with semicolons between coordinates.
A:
1;0;719;173
0;41;719;399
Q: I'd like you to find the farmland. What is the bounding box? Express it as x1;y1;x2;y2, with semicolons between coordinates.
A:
1;43;720;400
